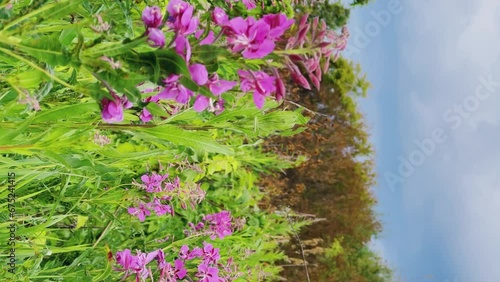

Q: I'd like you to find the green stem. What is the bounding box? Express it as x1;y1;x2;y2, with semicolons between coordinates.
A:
0;144;34;150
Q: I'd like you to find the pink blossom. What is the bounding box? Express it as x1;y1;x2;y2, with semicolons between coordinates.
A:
189;64;208;85
147;27;165;47
101;92;132;123
166;0;199;36
238;70;276;109
196;263;221;282
128;203;151;221
226;17;275;59
212;7;228;26
262;13;294;39
142;6;162;28
157;74;194;104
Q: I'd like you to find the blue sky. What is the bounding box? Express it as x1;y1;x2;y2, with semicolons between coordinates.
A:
342;0;500;281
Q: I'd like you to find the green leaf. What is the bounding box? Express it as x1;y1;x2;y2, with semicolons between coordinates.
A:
145;102;169;117
179;76;216;99
193;44;229;63
75;215;88;230
121;49;189;84
85;37;146;57
32;102;99;122
136;125;234;155
7;69;45;89
59;28;78;46
19;34;71;66
94;70;145;103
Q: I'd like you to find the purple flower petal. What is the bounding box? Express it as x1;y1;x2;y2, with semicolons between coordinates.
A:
147;28;165;48
189;64;208;85
194;95;210;112
212;7;228;26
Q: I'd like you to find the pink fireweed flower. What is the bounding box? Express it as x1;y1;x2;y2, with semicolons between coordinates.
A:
166;0;199;36
262;13;294;39
140;172;169;193
128;203;151;221
156;249;167;269
194;74;236;112
202;243;221;264
139;104;154;123
226;17;275;59
238;70;276;109
157;65;207;106
101;92;132;123
147;27;165;47
142;6;163;28
214;99;224;115
195;29;216;45
157;74;194;104
193;95;212;112
212;7;228;26
179;245;203;261
159;259;187;281
164;176;181;191
135;250;158;280
203;210;234;240
115;249;137;278
115;249;157;281
196;263;221;282
189;64;208;86
274;75;286;102
149;197;173;216
174;35;192;61
207;74;237;96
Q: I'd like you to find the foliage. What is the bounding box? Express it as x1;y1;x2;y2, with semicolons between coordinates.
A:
0;0;387;281
261;57;392;281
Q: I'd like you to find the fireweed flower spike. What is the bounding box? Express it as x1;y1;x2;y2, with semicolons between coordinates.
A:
272;68;286;102
203;211;234;240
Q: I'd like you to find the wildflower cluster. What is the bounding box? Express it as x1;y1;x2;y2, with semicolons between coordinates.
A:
285;15;350;90
115;242;241;282
128;172;206;222
99;0;349;123
185;210;241;240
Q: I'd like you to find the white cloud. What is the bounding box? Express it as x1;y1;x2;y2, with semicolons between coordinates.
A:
396;0;500;280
